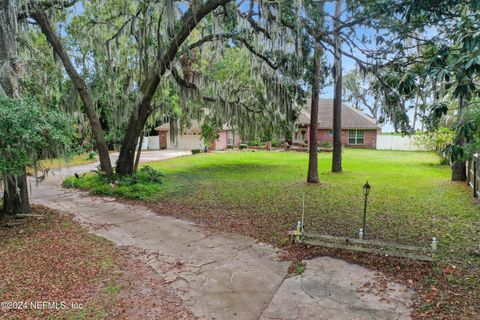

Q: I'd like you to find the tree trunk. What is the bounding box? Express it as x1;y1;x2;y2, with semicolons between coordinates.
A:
116;97;155;175
306;3;326;183
116;0;232;175
412;37;422;132
451;155;466;181
133;133;144;173
0;0;18;98
451;96;467;181
307;41;322;183
331;0;343;173
0;0;30;216
32;11;113;176
3;172;30;215
412;95;419;131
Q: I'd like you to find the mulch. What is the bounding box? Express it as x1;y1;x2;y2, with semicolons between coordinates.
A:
0;205;192;320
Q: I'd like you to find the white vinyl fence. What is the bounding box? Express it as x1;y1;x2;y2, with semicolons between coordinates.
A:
140;133;205;150
376;135;427;151
141;135;160;150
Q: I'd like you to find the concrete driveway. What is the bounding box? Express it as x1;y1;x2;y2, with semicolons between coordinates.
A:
30;150;414;320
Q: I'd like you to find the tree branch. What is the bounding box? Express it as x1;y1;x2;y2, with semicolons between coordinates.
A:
19;0;80;20
170;67;262;114
187;33;277;70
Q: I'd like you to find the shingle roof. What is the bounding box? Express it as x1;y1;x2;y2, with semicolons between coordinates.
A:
297;99;381;130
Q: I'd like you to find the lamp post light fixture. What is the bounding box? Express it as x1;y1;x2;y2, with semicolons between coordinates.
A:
361;181;371;239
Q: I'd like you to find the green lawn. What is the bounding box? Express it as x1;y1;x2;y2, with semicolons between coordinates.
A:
65;149;480;317
65;149;479;265
39;152;98;170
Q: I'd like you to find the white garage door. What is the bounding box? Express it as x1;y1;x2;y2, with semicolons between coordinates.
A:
167;133;205;150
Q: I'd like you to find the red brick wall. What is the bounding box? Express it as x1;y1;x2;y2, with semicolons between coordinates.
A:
215;130;228;150
159;131;167;149
209;140;216;150
362;130;378;148
210;130;239;150
316;129;348;146
315;129;378;148
234;132;241;146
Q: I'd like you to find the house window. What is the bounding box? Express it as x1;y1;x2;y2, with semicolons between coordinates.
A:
328;130;334;137
348;130;364;145
227;130;234;145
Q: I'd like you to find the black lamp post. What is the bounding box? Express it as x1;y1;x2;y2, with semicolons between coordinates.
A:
362;181;371;239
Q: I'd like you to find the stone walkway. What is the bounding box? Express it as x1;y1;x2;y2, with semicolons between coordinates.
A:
261;257;412;320
30;151;413;319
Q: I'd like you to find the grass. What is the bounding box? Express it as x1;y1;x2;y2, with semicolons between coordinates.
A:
65;150;479;261
292;262;306;275
64;149;480;318
39;152;98;170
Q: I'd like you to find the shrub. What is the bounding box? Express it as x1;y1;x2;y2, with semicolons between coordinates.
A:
0;96;74;176
138;165;164;183
63;166;166;200
239;144;247;150
200;122;221;146
414;128;454;164
271;138;282;147
86;151;96;160
319;141;333;148
91;168;114;183
247;140;263;146
192;149;201;154
227;144;235;149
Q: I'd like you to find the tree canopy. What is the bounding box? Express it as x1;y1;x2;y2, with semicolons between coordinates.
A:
3;0;480;214
0;96;74;176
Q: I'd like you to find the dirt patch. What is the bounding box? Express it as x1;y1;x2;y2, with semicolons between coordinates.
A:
0;205;192;320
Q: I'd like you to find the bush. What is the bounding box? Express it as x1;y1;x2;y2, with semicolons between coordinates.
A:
192;149;201;154
0;96;74;176
247;140;263;146
138;165;164;183
319;141;333;148
271;138;282;147
86;151;96;160
200;122;221;146
63;166;166;200
227;144;235;149
239;144;247;150
414;128;454;164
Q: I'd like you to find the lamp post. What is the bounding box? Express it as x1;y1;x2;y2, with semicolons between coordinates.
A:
362;181;371;239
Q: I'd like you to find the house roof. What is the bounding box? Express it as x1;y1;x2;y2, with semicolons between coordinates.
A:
297;99;381;130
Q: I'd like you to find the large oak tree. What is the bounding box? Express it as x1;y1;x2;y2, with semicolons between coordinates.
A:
0;0;30;214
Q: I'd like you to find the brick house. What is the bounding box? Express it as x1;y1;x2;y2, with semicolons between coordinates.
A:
294;99;381;148
155;120;240;150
